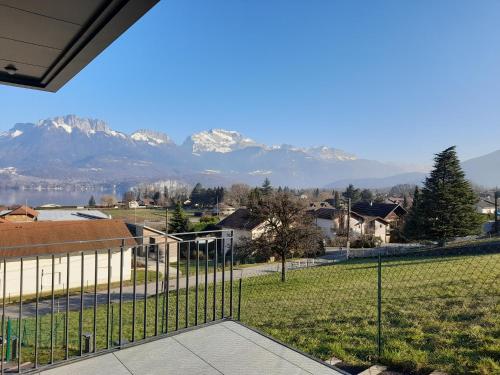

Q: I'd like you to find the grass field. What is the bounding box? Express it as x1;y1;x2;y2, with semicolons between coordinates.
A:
240;252;500;374
101;208;198;225
6;252;500;374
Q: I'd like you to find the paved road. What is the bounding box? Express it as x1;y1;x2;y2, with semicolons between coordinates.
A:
3;260;310;318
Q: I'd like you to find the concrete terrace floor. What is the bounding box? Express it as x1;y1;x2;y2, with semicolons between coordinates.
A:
34;321;344;375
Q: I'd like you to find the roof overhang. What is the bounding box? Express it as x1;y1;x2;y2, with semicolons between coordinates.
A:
0;0;159;92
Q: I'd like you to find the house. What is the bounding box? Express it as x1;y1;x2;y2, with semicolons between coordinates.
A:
0;219;135;297
476;199;496;214
309;208;338;238
0;205;39;222
218;208;267;249
351;202;407;226
309;207;391;243
129;201;140;209
127;223;181;263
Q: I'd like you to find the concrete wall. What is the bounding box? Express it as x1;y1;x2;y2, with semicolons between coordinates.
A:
0;248;132;298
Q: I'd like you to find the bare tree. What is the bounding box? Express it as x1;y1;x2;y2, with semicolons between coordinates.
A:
100;195;117;207
226;183;251;207
246;192;324;282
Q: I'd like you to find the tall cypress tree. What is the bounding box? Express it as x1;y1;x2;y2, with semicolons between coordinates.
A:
418;146;480;245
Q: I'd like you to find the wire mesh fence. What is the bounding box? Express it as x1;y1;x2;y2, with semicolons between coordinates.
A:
238;246;500;374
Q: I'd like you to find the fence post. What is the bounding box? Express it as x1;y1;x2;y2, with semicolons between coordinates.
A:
237;278;242;321
377;252;382;361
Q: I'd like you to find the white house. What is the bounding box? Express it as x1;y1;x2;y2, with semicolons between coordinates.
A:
218;208;267;252
310;207;391;243
0;219;135;298
476;199;496;214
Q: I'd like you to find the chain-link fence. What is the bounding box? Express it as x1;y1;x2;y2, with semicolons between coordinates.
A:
239;245;500;374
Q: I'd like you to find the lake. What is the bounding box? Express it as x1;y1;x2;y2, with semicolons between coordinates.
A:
0;189;122;207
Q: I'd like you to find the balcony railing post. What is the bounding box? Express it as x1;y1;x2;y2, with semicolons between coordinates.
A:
195;240;199;326
79;252;84;356
204;240;208;324
229;231;234;317
50;254;55;363
155;244;160;336
18;257;23;372
165;243;170;333
377;252;382;361
185;243;190;328
175;242;179;331
143;244;148;339
221;237;225;319
132;247;137;342
34;256;39;368
93;250;98;353
1;259;5;375
119;240;124;347
213;239;217;321
65;253;70;359
106;248;111;349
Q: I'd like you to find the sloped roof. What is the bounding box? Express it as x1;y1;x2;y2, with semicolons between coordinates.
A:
0;219;136;257
218;208;263;230
0;205;39;218
312;208;338;220
351;202;407;219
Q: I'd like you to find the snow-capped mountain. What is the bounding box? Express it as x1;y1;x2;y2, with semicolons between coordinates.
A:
37;115;127;138
184;129;262;154
3;114;493;188
131;129;173;146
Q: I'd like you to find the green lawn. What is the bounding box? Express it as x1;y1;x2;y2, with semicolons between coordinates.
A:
240;252;500;374
6;252;500;374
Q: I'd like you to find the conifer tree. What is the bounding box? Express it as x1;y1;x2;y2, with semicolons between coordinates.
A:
261;177;273;195
169;203;190;233
407;146;480;245
403;186;423;240
88;195;96;207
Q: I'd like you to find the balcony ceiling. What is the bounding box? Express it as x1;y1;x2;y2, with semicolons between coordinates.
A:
0;0;158;92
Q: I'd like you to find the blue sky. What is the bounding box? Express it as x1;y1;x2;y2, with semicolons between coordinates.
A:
1;0;500;165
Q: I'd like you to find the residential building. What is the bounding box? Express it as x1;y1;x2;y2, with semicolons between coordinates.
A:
351;202;407;226
0;205;39;222
0;219;135;297
476;199;496;214
127;223;180;263
218;208;267;249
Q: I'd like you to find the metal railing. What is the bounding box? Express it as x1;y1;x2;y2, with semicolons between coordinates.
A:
0;229;236;373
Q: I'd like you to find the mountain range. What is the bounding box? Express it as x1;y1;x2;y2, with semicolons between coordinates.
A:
0;115;498;188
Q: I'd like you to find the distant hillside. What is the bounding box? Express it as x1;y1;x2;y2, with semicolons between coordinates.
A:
462;150;500;187
325;172;427;189
0;115;496;188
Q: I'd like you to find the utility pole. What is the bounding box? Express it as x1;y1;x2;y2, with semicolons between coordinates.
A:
346;198;351;255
